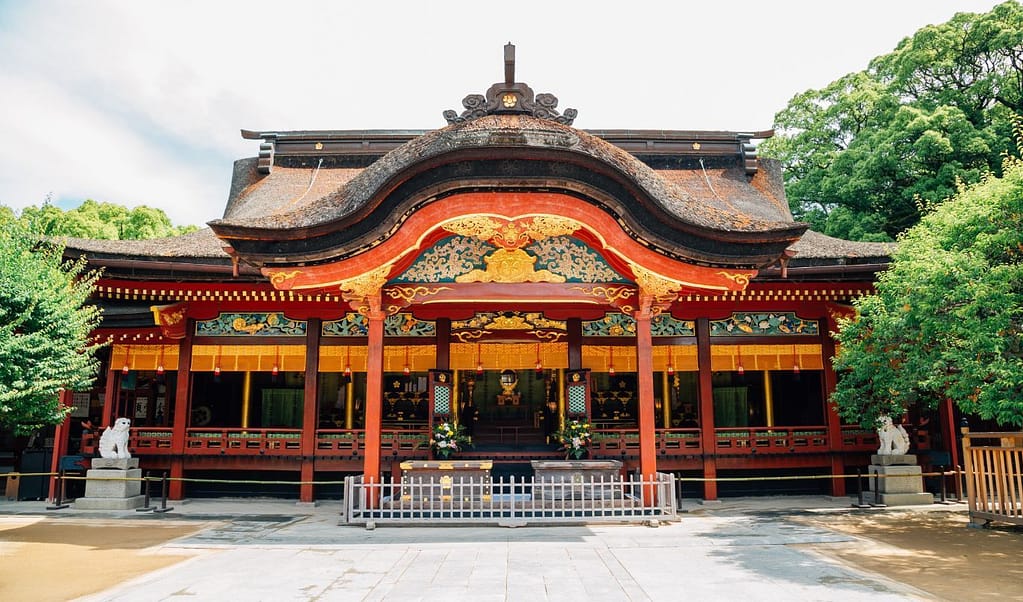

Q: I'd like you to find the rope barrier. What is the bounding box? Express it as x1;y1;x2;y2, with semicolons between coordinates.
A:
3;469;964;485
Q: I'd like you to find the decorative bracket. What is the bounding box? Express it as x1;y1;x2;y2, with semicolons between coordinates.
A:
629;264;682;316
339;264;392;315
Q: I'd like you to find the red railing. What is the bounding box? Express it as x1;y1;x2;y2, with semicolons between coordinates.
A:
839;426;879;452
316;428;430;458
81;428;175;455
591;428;702;454
713;426;829;454
78;424;880;460
186;428;303;455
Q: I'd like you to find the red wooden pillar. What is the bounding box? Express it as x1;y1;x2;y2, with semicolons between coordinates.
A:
567;318;582;370
635;304;657;495
940;397;960;472
363;298;385;488
47;389;73;501
821;332;846;496
635;305;659;505
300;318;321;503
169;321;193;500
696;318;718;500
100;367;117;428
435;318;451;370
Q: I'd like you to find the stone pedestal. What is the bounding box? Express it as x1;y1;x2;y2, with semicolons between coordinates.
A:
398;460;492;502
531;460;624;500
74;457;146;510
865;454;933;506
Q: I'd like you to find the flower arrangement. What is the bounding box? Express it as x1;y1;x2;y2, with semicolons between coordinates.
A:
553;419;593;459
427;422;472;459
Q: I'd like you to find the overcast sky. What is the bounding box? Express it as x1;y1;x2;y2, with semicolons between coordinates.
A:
0;0;1007;227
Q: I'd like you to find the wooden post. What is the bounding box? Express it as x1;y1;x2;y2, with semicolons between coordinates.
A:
940;397;960;477
435;318;451;370
567;318;582;370
960;427;978;523
169;321;193;500
300;318;321;503
47;390;73;502
100;367;117;428
363;297;385;490
635;304;657;481
821;331;845;496
696;318;718;500
661;368;672;429
635;303;657;504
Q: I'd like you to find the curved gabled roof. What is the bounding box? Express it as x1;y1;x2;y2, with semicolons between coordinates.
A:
210;114;808;269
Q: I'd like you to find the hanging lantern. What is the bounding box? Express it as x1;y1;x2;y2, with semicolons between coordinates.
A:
403;346;411;375
271;346;280;380
344;346;352;378
476;343;483;375
156;346;165;376
122;346;131;375
736;346;745;376
608;346;615;376
534;343;543;374
213;345;222;380
667;347;675;376
792;345;800;375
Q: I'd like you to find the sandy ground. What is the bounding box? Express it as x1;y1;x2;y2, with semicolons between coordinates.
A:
797;510;1023;601
0;517;205;602
0;507;1020;601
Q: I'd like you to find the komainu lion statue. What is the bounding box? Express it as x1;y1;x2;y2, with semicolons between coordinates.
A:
98;417;132;459
876;415;910;456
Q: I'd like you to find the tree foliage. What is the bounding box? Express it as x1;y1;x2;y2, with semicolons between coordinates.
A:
0;219;104;434
832;152;1023;428
11;198;197;240
762;1;1023;241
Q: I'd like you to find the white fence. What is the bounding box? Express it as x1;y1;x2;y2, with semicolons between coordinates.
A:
341;472;678;525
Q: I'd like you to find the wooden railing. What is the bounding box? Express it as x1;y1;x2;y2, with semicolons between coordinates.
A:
77;423;878;460
961;429;1023;527
316;428;430;458
81;428;175;455
186;428;303;455
713;426;829;455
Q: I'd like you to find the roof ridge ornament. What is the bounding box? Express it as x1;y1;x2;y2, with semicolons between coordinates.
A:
443;43;577;126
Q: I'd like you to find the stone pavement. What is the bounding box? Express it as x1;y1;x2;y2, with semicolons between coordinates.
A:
0;496;943;601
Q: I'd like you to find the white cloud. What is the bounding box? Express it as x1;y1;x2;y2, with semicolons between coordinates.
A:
0;0;1005;225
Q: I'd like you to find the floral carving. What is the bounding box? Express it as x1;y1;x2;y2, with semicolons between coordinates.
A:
528;237;624;283
322;314;368;337
710;312;820;336
196;312;306;337
394;236;493;283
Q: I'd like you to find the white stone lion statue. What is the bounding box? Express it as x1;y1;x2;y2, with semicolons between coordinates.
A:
98;417;132;459
876;415;910;456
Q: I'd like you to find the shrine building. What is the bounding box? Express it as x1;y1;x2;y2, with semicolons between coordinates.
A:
54;46;939;502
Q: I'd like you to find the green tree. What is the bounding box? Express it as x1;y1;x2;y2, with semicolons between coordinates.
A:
762;1;1023;241
13;199;197;240
0;220;104;434
831;152;1023;428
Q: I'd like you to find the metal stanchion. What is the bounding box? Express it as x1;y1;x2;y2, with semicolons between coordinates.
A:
852;468;870;508
136;472;156;512
870;469;887;507
46;470;70;510
153;471;174;513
